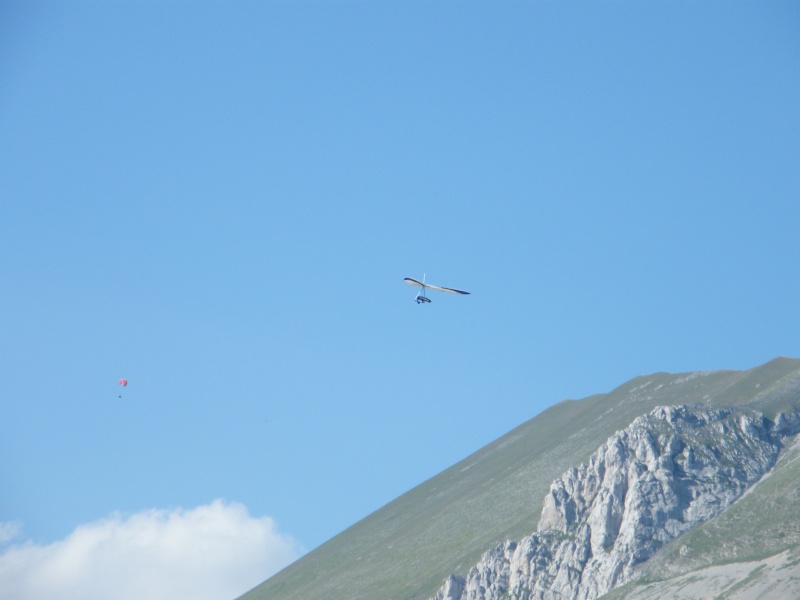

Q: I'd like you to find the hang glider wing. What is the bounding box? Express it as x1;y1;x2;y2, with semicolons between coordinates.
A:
424;283;470;295
403;277;425;288
403;277;470;295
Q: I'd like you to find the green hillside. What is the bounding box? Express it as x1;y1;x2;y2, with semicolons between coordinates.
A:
239;357;800;600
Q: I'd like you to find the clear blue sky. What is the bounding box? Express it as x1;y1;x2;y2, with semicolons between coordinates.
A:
2;2;799;598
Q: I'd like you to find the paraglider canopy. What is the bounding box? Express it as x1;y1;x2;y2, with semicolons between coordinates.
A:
118;379;128;387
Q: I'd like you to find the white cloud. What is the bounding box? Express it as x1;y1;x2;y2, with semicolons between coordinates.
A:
0;500;302;600
0;521;22;545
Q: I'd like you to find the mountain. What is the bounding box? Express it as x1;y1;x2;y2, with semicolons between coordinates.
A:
238;357;800;600
432;404;800;599
602;424;800;599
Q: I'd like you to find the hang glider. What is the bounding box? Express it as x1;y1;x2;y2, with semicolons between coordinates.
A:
403;275;470;304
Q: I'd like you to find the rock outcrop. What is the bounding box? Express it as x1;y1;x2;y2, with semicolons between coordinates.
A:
433;404;800;600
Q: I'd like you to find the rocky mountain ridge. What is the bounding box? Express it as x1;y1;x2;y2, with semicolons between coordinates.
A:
240;358;800;600
433;404;800;600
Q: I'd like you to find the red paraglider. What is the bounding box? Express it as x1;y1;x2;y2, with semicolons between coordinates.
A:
118;379;128;387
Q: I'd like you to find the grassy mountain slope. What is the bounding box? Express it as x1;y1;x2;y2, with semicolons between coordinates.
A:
601;549;800;599
239;357;800;600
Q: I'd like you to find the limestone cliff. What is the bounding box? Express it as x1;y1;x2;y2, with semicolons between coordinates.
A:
433;404;799;600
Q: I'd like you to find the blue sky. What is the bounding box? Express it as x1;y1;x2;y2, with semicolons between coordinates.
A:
2;1;799;598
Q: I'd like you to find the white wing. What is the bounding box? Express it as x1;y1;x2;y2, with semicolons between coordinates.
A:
424;283;470;295
403;277;470;295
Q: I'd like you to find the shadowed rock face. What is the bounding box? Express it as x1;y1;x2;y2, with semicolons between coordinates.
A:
433;405;800;600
